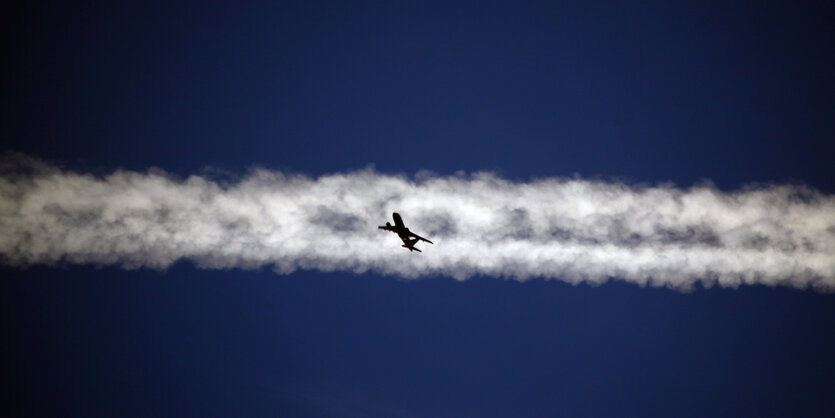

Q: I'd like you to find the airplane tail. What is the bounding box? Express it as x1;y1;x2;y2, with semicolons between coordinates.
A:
402;244;421;253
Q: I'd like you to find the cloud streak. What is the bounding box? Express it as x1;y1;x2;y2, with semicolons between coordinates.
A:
1;154;834;291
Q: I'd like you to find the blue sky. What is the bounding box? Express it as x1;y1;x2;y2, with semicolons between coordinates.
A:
2;1;834;417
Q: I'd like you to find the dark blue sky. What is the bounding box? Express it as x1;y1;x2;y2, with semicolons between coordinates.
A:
2;1;834;417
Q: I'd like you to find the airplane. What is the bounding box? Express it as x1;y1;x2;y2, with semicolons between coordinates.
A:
378;212;433;252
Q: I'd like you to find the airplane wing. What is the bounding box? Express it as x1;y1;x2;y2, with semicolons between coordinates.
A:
378;225;395;232
409;232;433;244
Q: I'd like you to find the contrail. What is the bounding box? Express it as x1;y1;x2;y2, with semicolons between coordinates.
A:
1;153;833;291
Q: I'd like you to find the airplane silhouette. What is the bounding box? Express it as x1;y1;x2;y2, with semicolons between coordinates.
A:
378;212;433;252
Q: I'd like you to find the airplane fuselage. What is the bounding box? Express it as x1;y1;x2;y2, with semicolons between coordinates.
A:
378;212;433;252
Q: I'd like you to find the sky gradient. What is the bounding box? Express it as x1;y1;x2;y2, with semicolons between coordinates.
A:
2;1;834;417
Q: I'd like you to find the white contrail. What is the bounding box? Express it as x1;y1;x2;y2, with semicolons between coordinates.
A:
1;153;833;291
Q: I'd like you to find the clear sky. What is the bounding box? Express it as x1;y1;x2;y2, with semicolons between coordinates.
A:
2;1;834;417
